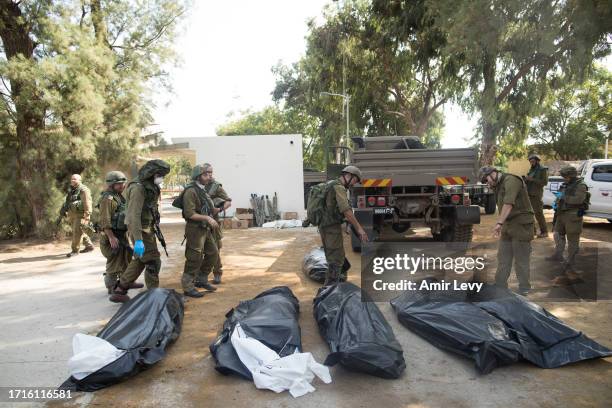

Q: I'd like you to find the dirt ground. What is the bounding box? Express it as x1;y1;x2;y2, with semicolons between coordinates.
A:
2;206;611;408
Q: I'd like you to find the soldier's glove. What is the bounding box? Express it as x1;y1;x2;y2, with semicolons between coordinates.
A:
134;240;145;257
577;209;586;217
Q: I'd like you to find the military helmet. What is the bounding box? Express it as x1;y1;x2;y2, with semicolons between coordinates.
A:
105;171;127;185
559;165;578;178
528;154;541;161
478;166;498;183
341;165;362;182
138;159;171;181
191;164;205;180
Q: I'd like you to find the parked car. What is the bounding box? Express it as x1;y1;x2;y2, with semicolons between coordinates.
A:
543;175;565;208
579;159;612;222
543;160;612;222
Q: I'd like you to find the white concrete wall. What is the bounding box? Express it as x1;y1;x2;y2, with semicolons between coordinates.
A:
173;135;305;218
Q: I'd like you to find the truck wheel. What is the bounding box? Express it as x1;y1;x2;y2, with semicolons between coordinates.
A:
442;225;473;243
484;195;497;215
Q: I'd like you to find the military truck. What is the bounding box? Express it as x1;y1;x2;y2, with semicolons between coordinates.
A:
326;136;488;251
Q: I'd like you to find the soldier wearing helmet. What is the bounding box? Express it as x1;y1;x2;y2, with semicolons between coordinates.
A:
524;154;549;238
179;163;220;298
479;165;535;296
98;171;142;296
547;165;590;285
62;174;95;257
110;159;170;303
318;165;368;285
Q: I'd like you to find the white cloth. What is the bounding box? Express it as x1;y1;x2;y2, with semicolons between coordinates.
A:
230;325;332;398
67;333;126;380
261;219;303;229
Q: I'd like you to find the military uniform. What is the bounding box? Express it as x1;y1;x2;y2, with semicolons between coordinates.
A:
119;160;169;290
203;179;231;283
319;179;351;283
526;163;549;235
181;183;219;292
551;173;588;271
494;173;535;292
98;189;132;291
64;183;94;253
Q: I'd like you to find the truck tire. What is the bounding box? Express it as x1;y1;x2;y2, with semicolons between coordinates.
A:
484;195;497;215
441;224;473;243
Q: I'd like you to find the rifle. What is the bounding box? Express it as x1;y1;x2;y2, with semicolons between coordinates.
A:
150;208;168;257
55;202;70;226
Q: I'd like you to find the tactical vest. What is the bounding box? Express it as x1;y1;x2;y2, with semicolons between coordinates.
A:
526;165;548;195
321;179;347;227
205;181;220;197
66;185;84;212
559;178;590;211
99;191;127;231
128;179;160;227
183;183;215;222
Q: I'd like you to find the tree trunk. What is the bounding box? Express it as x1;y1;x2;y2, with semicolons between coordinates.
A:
479;52;498;166
0;0;47;236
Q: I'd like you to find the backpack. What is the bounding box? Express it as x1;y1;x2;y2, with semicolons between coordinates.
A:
306;180;338;226
172;183;213;218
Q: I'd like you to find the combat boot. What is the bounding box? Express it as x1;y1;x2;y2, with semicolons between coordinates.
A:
80;246;95;253
213;274;222;285
323;265;340;286
184;288;204;298
109;282;130;303
195;281;217;292
66;251;79;258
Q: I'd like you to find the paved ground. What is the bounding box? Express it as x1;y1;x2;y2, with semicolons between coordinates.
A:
1;205;611;408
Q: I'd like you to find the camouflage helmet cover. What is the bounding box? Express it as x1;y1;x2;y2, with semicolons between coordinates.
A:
138;159;171;181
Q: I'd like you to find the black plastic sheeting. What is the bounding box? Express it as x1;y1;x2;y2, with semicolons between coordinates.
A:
391;282;612;374
61;288;184;391
302;247;351;284
210;286;302;380
313;282;406;379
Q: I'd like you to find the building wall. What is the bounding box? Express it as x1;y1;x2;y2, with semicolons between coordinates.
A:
173;135;305;217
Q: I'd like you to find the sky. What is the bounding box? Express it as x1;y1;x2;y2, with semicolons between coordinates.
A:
152;0;481;149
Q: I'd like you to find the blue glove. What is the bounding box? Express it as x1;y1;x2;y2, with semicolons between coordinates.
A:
134;240;145;257
554;191;564;199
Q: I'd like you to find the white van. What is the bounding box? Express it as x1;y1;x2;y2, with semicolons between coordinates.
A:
578;160;612;222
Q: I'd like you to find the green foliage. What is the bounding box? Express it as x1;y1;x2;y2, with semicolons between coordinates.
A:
429;0;611;164
272;0;449;164
530;66;611;160
0;0;188;238
216;105;323;169
163;155;193;187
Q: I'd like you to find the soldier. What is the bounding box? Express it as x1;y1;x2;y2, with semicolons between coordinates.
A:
480;166;535;296
524;154;549;238
63;174;95;257
319;166;368;286
180;164;220;298
98;171;143;295
110;159;170;303
546;165;589;285
195;163;232;286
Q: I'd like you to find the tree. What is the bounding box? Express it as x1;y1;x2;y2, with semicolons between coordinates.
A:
429;0;611;165
530;66;611;160
272;0;449;159
216;105;323;169
0;0;187;237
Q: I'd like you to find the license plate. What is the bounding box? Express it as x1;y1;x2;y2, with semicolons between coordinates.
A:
549;182;559;192
373;207;394;215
